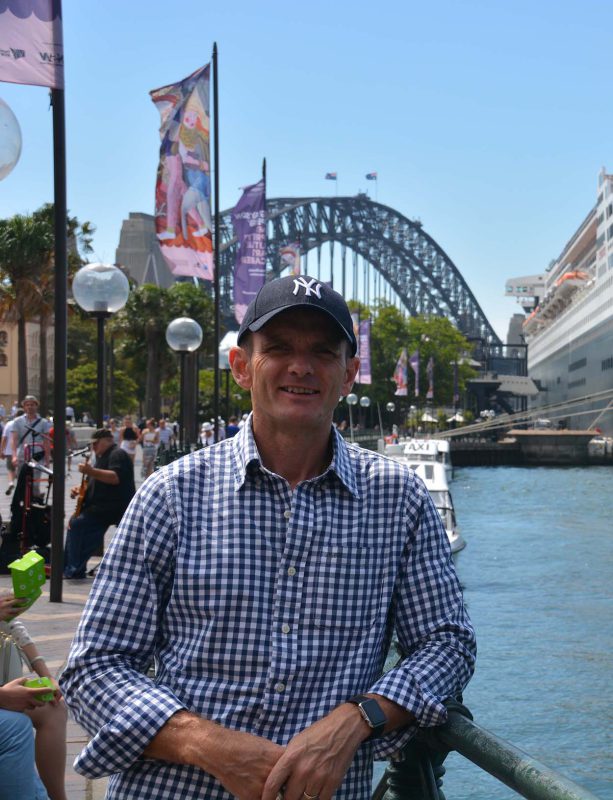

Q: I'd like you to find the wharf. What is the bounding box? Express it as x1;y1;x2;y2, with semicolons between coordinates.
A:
0;450;149;799
451;429;607;467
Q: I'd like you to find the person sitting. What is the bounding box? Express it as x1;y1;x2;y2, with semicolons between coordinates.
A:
0;593;67;800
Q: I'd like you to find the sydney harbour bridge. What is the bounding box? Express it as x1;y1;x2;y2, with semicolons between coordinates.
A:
217;195;501;348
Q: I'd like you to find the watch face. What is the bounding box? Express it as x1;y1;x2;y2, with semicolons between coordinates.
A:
360;698;387;730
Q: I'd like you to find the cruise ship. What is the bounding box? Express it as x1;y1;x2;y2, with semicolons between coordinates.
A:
505;168;613;435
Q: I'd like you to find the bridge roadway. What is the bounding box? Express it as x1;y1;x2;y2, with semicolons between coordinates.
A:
0;449;150;799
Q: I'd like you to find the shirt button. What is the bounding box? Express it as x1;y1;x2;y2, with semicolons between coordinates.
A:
284;510;291;519
287;567;296;576
274;682;286;693
281;623;290;634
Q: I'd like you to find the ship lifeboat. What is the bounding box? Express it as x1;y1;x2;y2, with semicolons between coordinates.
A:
522;308;540;334
553;270;589;302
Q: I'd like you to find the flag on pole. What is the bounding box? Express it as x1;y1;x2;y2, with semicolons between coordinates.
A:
426;356;434;400
365;172;377;180
279;243;301;275
393;349;408;396
232;178;266;324
150;63;214;281
409;350;420;397
0;0;64;89
357;318;372;384
325;172;337;180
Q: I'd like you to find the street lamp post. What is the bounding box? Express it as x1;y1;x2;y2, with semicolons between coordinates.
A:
359;395;370;429
166;317;203;451
346;393;358;443
72;263;130;428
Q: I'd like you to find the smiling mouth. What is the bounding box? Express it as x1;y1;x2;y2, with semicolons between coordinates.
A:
280;386;319;395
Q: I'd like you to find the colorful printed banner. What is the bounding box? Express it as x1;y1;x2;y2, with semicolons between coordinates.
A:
0;0;64;89
426;356;434;400
279;243;301;275
409;350;420;397
232;179;266;324
150;63;213;280
393;349;408;396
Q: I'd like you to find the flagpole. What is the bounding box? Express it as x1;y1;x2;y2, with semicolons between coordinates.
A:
50;86;67;603
212;42;220;443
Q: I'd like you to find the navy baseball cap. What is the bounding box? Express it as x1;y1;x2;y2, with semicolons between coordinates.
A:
237;275;357;356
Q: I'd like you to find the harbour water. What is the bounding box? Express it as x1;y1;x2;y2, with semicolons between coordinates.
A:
433;466;613;798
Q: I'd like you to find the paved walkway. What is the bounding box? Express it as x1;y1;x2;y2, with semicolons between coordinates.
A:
0;449;148;800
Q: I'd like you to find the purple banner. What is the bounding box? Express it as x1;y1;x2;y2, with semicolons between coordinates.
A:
357;319;371;384
0;0;64;89
409;350;420;397
232;178;266;324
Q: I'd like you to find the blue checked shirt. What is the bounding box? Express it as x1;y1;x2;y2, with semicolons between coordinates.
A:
61;420;476;799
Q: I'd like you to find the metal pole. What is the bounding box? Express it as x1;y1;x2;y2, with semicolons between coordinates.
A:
96;314;106;429
349;405;354;443
50;87;67;603
179;351;186;451
212;43;220;445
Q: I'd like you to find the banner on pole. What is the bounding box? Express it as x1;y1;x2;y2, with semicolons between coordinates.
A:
393;349;408;396
232;179;266;324
150;63;213;281
279;243;301;275
409;350;420;397
426;356;434;400
0;0;64;89
357;318;371;384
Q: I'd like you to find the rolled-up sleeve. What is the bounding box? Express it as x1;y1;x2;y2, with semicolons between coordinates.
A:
368;476;476;759
60;473;186;778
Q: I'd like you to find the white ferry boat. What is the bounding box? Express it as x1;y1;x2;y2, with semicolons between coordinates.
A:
506;167;613;435
383;438;453;482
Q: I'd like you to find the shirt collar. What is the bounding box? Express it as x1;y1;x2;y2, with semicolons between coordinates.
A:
231;414;359;497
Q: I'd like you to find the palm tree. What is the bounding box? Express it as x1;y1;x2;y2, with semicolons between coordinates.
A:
0;205;94;410
0;213;53;400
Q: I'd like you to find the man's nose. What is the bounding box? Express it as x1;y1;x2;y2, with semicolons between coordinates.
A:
287;351;314;375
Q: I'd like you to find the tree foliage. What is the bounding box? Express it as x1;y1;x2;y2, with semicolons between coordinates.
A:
66;362;137;418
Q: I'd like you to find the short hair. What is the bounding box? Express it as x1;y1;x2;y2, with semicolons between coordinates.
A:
91;428;113;441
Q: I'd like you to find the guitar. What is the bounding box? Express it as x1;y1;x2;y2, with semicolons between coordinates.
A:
74;452;91;517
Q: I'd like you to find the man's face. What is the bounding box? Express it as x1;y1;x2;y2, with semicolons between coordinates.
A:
91;437;113;458
230;309;358;434
23;400;38;416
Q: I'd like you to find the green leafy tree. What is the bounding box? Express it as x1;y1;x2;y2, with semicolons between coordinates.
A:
66;362;137;418
113;281;214;419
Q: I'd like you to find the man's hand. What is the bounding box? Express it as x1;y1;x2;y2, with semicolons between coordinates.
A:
78;462;91;477
143;710;285;800
0;678;51;712
262;705;368;800
206;727;285;800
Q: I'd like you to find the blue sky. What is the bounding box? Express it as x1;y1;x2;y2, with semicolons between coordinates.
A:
0;0;612;339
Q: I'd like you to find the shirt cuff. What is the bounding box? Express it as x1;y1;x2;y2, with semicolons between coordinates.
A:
365;670;449;760
72;685;186;778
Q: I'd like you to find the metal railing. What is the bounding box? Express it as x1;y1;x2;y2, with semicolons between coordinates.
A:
374;703;601;800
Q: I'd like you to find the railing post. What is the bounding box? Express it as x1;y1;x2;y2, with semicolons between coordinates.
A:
380;740;447;800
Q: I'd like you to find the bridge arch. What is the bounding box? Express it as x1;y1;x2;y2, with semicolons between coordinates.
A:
219;195;500;347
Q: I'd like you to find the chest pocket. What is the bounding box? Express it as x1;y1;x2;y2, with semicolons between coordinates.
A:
307;546;382;629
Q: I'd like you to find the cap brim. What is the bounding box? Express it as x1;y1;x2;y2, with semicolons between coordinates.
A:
246;303;357;355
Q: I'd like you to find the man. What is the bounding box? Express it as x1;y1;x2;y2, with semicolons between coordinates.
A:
63;428;135;580
1;409;22;495
11;396;51;470
156;418;175;452
61;276;475;800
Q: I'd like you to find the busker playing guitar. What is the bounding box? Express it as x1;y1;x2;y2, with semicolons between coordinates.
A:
63;429;136;580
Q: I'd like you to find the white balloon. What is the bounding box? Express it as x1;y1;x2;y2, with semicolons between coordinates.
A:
0;98;22;181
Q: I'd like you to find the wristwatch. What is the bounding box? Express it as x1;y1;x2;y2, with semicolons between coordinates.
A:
347;694;387;740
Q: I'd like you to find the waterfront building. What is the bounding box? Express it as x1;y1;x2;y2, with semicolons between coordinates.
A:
115;212;175;288
506;167;613;433
0;321;54;411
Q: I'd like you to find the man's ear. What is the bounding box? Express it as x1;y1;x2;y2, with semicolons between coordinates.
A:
229;346;252;390
341;356;360;396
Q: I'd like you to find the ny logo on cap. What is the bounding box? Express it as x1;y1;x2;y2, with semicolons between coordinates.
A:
292;277;322;298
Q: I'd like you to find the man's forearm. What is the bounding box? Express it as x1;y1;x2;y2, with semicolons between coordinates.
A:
85;467;119;485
